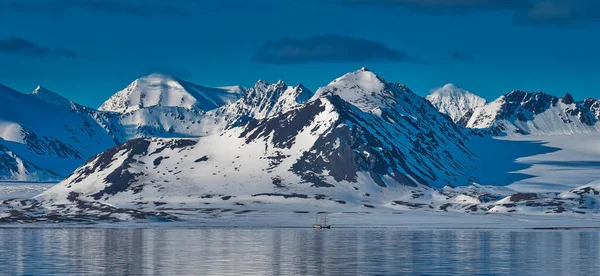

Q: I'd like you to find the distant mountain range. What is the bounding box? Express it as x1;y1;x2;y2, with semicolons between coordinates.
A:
428;85;600;135
1;68;600;222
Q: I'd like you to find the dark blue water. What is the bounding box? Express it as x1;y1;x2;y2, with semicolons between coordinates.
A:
0;228;598;275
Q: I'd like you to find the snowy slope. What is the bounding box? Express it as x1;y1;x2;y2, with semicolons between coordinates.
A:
30;86;72;107
0;141;61;181
0;84;118;180
98;73;244;113
426;83;486;124
467;91;600;135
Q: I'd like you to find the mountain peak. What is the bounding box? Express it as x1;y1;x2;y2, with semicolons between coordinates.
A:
30;86;72;107
226;81;313;120
313;69;396;112
99;74;244;113
426;84;486;124
562;93;575;104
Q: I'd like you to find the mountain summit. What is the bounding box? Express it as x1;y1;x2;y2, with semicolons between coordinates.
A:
30;86;72;107
426;83;487;125
98;73;244;113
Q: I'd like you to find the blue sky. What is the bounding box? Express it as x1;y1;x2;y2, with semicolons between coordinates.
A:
1;0;599;107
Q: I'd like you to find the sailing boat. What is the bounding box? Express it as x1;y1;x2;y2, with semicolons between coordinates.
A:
312;214;331;229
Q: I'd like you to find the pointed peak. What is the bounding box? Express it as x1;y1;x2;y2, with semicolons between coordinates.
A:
331;68;386;86
427;83;486;123
561;93;575;104
32;85;52;94
29;85;72;106
359;66;370;72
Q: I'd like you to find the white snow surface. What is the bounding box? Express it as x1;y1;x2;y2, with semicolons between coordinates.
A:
426;83;486;123
98;73;244;113
313;68;391;112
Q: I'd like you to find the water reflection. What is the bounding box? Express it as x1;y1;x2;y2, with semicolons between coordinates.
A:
0;228;598;275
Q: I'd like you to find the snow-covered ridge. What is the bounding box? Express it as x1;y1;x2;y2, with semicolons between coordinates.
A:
426;83;487;125
30;86;72;107
467;90;600;135
98;73;244;113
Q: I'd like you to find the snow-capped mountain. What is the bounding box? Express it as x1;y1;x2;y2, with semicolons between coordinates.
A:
467;91;600;135
426;83;487;125
98;73;244;113
0;76;249;181
38;69;480;211
0;84;118;180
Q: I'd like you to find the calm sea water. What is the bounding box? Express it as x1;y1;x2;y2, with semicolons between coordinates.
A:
0;228;598;275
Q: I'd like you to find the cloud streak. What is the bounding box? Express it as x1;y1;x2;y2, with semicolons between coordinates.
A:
448;51;474;61
9;0;185;17
340;0;600;26
0;37;80;58
253;35;419;65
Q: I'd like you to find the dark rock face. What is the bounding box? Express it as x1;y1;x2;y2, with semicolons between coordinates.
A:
91;139;151;200
482;90;600;130
499;91;558;120
194;156;209;163
149;139;197;156
508;193;539;202
583;98;600;121
153;156;169;166
456;109;475;126
240;99;326;149
562;93;575;105
291;97;424;188
61;138;152;200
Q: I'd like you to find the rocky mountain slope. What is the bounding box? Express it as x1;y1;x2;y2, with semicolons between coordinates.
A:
467;91;600;135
